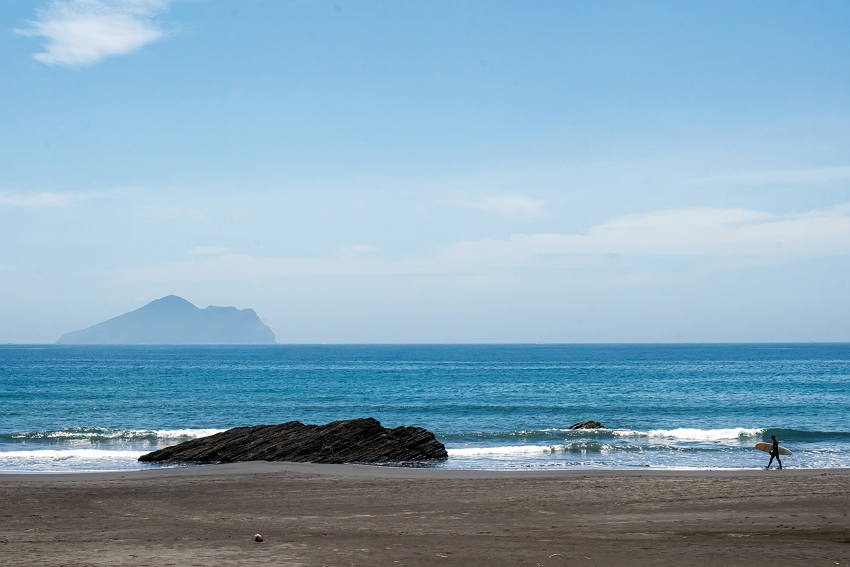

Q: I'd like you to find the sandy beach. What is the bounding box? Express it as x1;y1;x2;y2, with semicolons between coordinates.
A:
1;463;849;566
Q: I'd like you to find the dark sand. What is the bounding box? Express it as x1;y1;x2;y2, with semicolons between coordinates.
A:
2;463;849;566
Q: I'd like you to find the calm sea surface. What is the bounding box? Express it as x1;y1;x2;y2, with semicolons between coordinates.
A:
1;344;849;472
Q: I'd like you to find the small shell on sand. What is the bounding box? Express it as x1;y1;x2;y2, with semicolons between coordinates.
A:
253;534;264;543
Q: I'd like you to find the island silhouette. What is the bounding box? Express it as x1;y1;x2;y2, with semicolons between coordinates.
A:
56;295;276;344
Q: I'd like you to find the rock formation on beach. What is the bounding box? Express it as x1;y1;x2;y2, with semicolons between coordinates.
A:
138;418;448;465
56;295;275;344
569;420;604;430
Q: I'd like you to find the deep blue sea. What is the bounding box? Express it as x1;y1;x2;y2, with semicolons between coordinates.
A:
1;344;849;472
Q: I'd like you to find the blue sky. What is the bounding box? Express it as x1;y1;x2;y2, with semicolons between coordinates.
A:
1;0;849;343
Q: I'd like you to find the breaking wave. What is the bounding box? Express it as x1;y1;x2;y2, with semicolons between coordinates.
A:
613;427;764;442
0;449;148;473
0;427;224;445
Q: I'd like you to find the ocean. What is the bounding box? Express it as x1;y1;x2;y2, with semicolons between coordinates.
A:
1;344;848;472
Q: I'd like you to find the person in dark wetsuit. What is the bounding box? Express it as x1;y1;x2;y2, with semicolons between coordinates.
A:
765;435;783;470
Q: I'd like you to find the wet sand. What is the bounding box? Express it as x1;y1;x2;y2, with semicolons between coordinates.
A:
1;463;849;566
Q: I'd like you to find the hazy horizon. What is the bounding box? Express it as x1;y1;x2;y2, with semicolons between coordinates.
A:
2;1;849;343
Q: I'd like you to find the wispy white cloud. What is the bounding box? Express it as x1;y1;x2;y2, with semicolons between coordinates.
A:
441;204;850;263
0;191;79;207
16;0;172;67
127;204;850;282
457;194;547;219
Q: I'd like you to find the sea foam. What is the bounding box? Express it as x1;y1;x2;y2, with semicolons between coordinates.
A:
0;449;147;473
612;427;765;442
5;428;224;443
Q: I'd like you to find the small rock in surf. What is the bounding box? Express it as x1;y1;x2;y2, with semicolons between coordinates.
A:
569;421;604;430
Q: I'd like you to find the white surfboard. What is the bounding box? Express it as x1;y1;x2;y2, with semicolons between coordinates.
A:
755;442;791;456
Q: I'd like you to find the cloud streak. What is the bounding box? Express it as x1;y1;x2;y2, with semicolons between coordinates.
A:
0;191;79;207
444;204;850;262
17;0;171;67
127;204;850;282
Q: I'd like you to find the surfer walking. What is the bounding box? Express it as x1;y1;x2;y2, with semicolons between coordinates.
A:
765;435;783;470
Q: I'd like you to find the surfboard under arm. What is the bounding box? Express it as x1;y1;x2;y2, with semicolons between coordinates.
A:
755;442;792;456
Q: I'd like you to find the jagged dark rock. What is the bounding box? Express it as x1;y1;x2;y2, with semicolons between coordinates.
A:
569;420;604;430
138;418;447;465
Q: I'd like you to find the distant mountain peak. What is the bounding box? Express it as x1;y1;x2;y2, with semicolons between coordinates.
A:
57;296;276;345
140;295;199;313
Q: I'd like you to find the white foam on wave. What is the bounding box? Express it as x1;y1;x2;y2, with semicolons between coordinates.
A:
150;429;224;439
11;428;224;441
0;449;144;460
449;445;566;457
614;427;764;442
541;428;606;433
0;448;147;473
0;429;223;472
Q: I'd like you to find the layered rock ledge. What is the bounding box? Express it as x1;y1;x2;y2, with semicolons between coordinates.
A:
138;418;447;465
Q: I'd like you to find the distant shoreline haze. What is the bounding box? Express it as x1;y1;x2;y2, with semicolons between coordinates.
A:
56;295;276;345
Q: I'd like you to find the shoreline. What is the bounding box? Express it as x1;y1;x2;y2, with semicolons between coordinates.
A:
2;460;850;481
